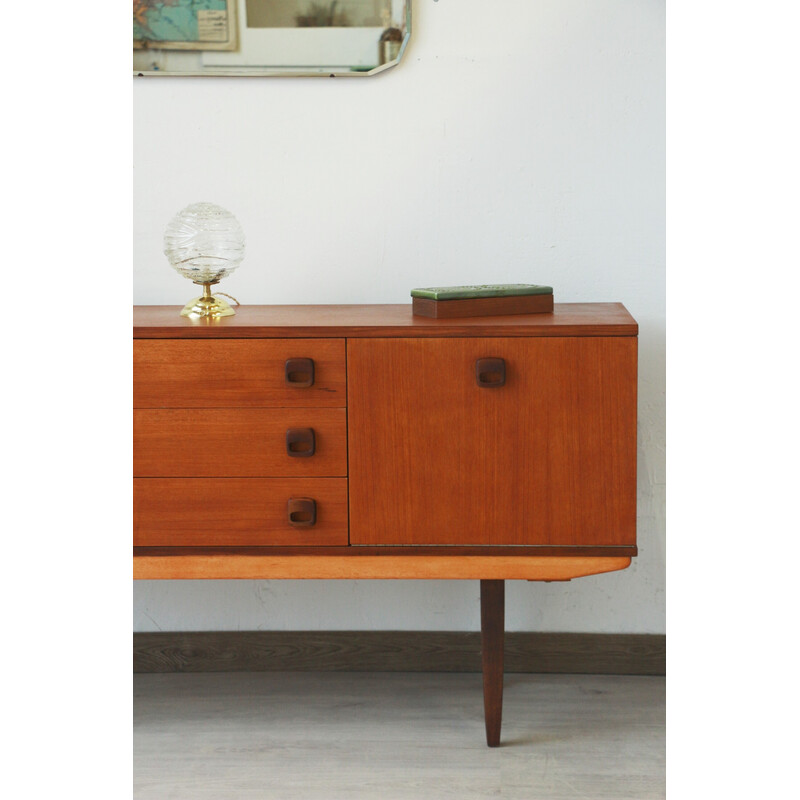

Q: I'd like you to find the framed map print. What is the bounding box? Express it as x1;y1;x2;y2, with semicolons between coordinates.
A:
133;0;238;51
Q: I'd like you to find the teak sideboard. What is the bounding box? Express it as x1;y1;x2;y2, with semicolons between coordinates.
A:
133;303;638;746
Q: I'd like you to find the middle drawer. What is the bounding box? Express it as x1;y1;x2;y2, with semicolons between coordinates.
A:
134;408;347;477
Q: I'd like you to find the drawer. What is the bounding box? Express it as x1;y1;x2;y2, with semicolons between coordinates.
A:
134;408;347;477
133;338;346;408
134;478;348;546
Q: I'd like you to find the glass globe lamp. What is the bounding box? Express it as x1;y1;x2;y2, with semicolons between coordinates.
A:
164;202;245;319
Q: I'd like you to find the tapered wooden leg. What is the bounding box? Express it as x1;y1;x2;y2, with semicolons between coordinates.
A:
480;579;505;747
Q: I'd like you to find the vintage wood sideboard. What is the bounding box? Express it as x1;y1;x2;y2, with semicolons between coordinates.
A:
133;303;638;746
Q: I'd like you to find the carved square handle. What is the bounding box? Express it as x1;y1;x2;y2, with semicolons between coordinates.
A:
287;497;317;527
286;428;316;458
476;358;506;388
285;357;315;387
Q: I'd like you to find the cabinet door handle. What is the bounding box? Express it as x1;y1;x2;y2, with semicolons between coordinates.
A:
285;357;315;387
287;497;317;527
285;427;316;457
476;358;506;388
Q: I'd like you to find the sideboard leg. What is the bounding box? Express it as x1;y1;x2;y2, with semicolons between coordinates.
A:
480;578;505;747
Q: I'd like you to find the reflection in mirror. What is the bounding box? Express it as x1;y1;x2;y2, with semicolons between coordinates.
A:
133;0;411;77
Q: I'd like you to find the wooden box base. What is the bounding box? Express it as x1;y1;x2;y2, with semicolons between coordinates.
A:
412;294;554;318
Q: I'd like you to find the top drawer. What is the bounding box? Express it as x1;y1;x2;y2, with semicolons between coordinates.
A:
133;339;346;408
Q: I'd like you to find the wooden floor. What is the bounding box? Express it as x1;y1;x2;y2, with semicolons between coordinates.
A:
134;672;665;799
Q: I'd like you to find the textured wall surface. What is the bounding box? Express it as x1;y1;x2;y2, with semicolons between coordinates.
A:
133;0;665;633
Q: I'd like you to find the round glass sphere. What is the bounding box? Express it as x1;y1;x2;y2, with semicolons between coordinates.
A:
163;202;245;284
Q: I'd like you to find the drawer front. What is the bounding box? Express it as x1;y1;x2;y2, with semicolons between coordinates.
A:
133;338;346;408
134;478;348;546
348;337;637;547
134;408;347;477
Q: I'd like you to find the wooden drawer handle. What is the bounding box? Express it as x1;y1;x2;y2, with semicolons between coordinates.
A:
285;427;316;458
476;358;506;388
287;497;317;527
285;358;315;387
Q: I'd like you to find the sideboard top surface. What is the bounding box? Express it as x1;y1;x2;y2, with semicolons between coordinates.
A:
133;303;637;339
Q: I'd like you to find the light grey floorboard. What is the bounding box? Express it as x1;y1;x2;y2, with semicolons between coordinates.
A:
134;672;665;799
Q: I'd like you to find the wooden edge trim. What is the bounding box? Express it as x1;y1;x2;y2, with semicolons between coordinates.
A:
134;555;632;581
134;545;637;557
134;326;637;339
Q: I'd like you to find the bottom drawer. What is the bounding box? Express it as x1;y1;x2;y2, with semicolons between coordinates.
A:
134;478;348;547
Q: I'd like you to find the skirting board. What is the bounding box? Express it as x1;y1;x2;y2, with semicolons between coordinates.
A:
134;631;665;676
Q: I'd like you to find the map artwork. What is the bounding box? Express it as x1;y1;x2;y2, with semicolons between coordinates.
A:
134;0;234;49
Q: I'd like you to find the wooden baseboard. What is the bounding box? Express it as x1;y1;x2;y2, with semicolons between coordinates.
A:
134;631;665;675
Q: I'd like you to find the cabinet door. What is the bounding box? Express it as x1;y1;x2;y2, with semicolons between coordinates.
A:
347;337;637;546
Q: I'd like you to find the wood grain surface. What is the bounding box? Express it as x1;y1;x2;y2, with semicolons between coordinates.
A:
133;338;346;408
133;478;348;547
133;672;665;798
132;631;666;675
348;337;637;546
480;580;505;746
133;408;347;477
412;294;554;318
133;303;638;339
133;553;631;580
134;545;637;557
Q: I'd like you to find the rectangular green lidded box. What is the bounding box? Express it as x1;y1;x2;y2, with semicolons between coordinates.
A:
411;284;553;300
410;284;554;319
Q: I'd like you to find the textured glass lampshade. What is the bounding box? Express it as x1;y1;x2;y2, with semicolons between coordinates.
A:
163;202;245;318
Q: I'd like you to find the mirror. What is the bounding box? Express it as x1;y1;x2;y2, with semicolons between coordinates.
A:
134;0;411;77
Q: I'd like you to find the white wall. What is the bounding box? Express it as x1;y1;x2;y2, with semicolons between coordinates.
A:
133;0;665;634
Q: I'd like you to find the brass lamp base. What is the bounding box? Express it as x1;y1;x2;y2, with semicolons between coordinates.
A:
180;282;235;319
